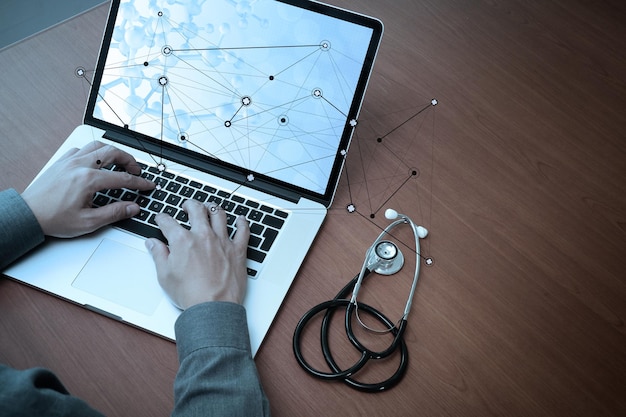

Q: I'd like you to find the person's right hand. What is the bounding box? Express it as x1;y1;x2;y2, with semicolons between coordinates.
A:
145;200;250;309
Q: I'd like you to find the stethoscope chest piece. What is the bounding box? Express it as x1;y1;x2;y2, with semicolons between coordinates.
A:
367;240;404;275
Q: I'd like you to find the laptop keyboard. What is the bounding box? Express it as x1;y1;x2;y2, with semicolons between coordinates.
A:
92;162;288;279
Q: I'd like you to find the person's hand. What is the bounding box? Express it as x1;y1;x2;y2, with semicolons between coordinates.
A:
21;141;155;237
145;200;251;309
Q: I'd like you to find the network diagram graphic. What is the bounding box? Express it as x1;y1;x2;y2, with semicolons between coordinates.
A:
86;0;375;196
76;0;437;264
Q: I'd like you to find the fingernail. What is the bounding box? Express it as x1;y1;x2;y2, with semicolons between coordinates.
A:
145;239;154;251
126;204;139;217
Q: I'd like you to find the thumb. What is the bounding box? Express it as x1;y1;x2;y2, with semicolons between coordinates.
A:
145;238;169;270
91;201;140;226
77;202;140;235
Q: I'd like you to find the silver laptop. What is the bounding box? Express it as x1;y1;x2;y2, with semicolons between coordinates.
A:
4;0;382;356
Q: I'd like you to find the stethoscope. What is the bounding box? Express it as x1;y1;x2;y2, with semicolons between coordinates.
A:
293;208;429;392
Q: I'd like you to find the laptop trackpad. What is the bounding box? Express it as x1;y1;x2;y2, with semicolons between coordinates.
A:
72;238;163;316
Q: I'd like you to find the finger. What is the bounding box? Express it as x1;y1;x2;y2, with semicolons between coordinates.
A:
206;203;229;237
57;147;82;161
80;202;141;232
89;169;155;193
182;200;212;234
154;212;186;243
69;143;142;174
144;238;169;271
71;140;107;156
232;215;250;252
91;144;143;174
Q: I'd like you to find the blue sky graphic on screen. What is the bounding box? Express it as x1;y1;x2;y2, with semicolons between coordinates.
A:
94;0;374;194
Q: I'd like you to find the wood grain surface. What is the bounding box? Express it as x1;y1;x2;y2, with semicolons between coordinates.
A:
1;1;624;416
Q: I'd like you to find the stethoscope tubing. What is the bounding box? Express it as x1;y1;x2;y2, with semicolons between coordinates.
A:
292;211;425;392
292;269;410;392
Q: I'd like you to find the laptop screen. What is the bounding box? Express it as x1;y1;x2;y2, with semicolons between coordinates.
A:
85;0;383;205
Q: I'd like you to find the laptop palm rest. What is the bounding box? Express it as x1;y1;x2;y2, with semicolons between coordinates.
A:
72;238;163;316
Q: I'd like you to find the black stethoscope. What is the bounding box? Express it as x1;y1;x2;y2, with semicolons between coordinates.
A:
293;208;429;392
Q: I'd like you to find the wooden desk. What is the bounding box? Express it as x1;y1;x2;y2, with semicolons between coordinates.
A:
1;1;625;416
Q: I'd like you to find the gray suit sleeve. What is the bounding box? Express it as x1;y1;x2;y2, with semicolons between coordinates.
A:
0;189;44;270
172;301;271;417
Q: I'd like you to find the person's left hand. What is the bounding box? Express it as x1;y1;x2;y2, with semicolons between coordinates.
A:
21;141;155;238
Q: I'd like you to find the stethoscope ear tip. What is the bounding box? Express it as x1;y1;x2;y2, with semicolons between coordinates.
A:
416;226;428;239
384;208;399;220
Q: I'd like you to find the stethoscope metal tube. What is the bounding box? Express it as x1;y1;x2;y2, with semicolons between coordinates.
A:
292;209;428;392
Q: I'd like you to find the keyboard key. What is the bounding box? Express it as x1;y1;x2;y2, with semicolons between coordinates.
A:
249;223;264;236
221;200;236;212
93;194;110;207
108;189;123;199
152;190;168;201
249;235;262;248
192;190;208;202
154;177;168;188
234;205;249;216
135;209;150;222
248;210;263;222
121;191;138;201
166;182;181;193
163;205;178;217
136;196;151;208
261;228;279;251
175;210;189;223
181;186;195;198
247;247;266;263
262;214;285;229
148;201;165;213
166;194;182;206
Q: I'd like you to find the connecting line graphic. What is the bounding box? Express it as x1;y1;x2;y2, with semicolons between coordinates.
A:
342;99;438;216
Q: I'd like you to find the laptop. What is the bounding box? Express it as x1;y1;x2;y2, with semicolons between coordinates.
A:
4;0;383;356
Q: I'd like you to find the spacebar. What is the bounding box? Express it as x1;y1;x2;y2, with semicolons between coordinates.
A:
115;219;166;242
